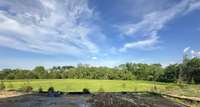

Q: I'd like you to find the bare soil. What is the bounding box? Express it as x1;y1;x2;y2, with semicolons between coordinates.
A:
0;91;187;107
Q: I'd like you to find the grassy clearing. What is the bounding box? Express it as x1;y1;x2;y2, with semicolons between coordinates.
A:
3;79;171;92
3;79;200;97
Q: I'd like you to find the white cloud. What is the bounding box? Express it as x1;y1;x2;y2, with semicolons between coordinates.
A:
191;50;200;57
119;0;200;51
120;35;159;52
91;56;97;60
186;0;200;13
183;47;200;58
0;0;102;55
183;47;190;53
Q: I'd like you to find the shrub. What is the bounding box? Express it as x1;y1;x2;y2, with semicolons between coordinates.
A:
38;87;43;93
0;81;5;90
24;86;33;92
98;87;104;92
48;87;54;93
19;85;33;92
82;88;90;94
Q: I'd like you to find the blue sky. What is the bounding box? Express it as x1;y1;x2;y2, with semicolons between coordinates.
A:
0;0;200;69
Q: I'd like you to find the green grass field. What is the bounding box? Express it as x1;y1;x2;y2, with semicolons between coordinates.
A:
3;79;200;98
3;79;173;92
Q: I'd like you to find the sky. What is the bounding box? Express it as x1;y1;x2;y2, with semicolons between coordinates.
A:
0;0;200;69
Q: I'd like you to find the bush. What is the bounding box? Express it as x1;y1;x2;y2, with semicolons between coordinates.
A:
98;87;104;92
0;81;5;90
24;86;33;92
19;85;33;92
38;87;43;93
48;87;54;93
82;88;90;94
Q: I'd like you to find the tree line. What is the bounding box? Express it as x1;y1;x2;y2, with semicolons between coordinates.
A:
0;56;200;84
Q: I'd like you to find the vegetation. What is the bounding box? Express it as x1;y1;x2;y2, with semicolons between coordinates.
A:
0;79;199;98
24;86;33;92
38;87;43;93
82;88;90;94
48;87;55;93
0;55;199;99
2;79;159;92
0;57;200;84
0;80;5;90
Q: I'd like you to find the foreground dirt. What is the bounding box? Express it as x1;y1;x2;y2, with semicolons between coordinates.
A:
0;94;91;107
0;91;25;98
0;91;187;107
89;93;187;107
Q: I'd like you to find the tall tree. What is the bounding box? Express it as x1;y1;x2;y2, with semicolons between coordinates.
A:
33;66;47;79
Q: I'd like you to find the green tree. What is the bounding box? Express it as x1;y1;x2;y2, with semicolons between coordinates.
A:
185;58;200;83
33;66;47;79
158;64;179;82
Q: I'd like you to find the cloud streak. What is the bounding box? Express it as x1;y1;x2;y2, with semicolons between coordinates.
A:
184;47;191;53
119;0;200;51
119;35;159;52
0;0;200;58
0;0;102;55
191;50;200;57
183;47;200;58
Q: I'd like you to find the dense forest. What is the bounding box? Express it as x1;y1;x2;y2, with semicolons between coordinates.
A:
0;56;200;84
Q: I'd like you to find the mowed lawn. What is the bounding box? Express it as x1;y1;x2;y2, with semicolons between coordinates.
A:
3;79;176;92
3;79;200;98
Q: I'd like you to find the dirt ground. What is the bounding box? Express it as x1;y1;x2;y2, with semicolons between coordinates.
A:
0;94;91;107
0;91;187;107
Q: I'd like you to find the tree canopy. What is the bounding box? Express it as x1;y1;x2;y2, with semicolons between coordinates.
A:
0;57;200;84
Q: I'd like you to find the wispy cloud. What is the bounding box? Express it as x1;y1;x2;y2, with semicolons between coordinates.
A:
186;0;200;13
0;0;200;59
0;0;102;55
183;47;190;53
119;35;159;52
191;50;200;57
91;56;97;60
119;0;200;51
183;47;200;58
